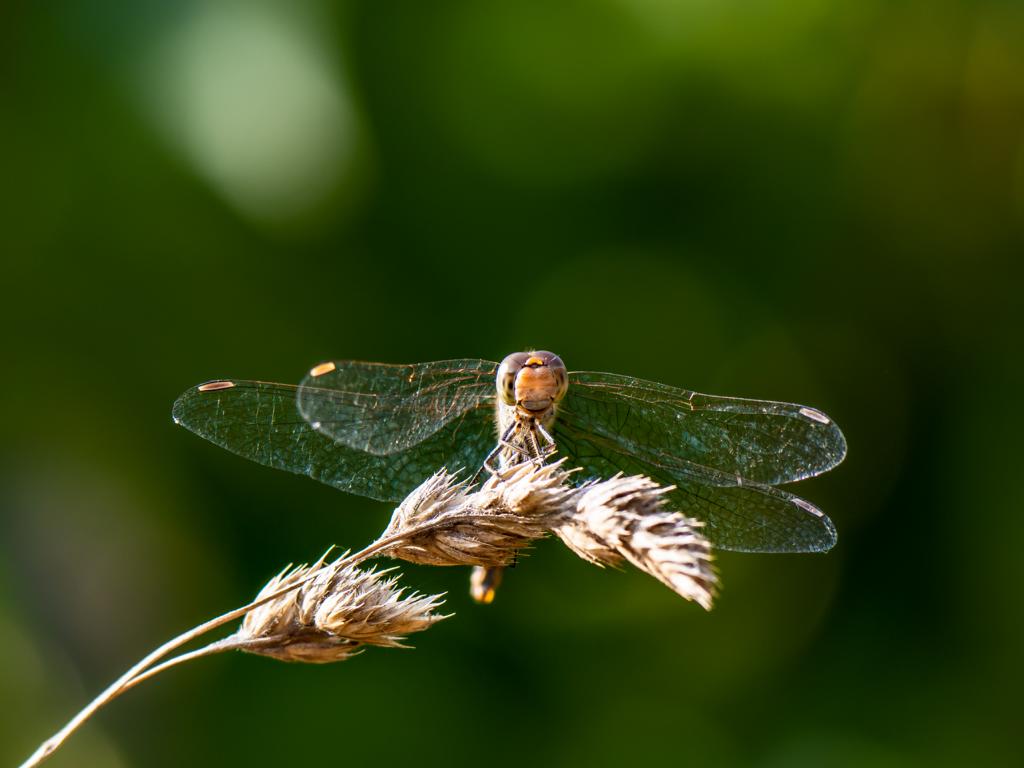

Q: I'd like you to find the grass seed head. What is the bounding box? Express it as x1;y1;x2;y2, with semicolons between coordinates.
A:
382;461;575;567
554;475;719;610
234;555;447;663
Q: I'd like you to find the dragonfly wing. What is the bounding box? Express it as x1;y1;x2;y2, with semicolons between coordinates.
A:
553;415;836;552
172;379;496;502
297;359;498;456
563;371;846;486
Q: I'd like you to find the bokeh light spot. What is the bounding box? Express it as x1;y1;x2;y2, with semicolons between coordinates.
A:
143;3;356;222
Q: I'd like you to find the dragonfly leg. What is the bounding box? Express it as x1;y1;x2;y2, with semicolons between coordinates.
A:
502;439;534;465
524;423;557;467
473;422;527;482
475;440;528;481
473;444;502;483
536;422;558;458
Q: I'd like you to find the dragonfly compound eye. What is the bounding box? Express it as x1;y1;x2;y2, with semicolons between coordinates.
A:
496;352;531;405
533;352;568;401
553;365;568;402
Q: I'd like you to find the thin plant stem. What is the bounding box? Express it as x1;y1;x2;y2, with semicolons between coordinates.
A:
19;515;497;768
122;634;322;693
19;570;321;767
117;637;244;694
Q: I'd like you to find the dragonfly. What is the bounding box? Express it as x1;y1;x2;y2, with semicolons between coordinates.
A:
172;350;846;557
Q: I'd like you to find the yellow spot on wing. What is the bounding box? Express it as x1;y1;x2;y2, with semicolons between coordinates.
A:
310;361;336;377
198;380;235;392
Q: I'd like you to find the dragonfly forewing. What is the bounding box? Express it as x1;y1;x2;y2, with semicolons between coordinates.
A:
563;371;846;486
296;359;498;456
172;379;496;502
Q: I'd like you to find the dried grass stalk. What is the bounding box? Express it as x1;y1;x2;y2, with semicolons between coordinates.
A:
381;460;575;567
22;461;718;767
553;475;719;610
231;554;448;663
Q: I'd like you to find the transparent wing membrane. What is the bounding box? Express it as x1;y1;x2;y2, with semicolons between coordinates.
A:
297;359;497;456
553;371;845;552
173;358;843;553
553;415;836;552
172;379;495;502
564;371;846;486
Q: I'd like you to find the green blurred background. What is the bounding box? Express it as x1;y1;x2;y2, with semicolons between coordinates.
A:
2;1;1021;766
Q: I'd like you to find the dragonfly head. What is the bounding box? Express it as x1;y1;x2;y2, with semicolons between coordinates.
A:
497;350;568;418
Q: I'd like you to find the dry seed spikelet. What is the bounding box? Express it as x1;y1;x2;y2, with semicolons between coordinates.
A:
391;461;719;609
382;460;575;567
554;475;719;610
234;554;447;663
